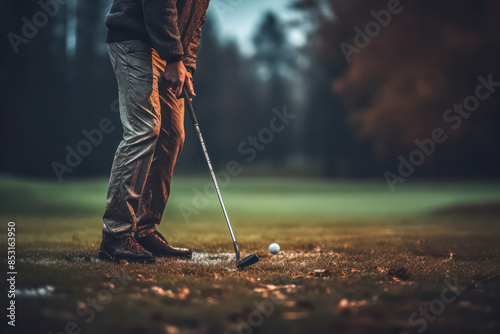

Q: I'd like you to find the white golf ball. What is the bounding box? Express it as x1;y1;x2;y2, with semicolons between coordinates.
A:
269;243;280;255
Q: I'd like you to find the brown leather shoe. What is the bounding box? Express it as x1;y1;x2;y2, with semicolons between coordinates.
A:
137;230;192;259
99;235;155;263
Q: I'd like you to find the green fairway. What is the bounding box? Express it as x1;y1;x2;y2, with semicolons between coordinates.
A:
1;175;500;334
2;175;500;221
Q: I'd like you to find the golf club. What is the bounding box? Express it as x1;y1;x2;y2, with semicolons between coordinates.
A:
182;87;259;269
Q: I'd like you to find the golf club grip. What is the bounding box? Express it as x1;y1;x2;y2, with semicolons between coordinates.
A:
182;87;198;126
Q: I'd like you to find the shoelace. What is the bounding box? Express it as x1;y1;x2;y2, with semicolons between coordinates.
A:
123;237;140;251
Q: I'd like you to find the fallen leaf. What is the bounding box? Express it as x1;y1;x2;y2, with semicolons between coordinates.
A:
282;311;309;320
151;286;168;297
307;269;330;277
457;300;472;308
271;290;287;300
260;283;296;291
165;325;179;334
177;286;190;300
76;301;87;311
101;282;115;289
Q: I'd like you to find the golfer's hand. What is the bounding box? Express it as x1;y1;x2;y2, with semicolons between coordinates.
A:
186;73;194;102
163;61;196;98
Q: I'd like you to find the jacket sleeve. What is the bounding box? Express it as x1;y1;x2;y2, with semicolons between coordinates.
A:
142;0;184;63
183;12;206;74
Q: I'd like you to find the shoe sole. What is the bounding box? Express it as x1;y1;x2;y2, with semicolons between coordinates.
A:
98;250;156;264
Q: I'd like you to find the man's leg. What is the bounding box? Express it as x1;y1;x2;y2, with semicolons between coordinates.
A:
136;77;185;237
100;40;164;262
134;50;191;258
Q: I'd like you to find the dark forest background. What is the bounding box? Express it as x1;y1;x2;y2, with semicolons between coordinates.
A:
1;0;500;180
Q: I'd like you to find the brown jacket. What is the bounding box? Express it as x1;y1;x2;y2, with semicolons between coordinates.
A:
105;0;210;72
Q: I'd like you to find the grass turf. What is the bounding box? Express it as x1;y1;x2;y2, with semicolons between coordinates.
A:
1;175;500;334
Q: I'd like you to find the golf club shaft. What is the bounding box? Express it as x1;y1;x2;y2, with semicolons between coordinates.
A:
182;88;240;257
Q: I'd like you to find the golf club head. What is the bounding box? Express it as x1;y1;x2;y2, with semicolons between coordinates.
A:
236;253;259;269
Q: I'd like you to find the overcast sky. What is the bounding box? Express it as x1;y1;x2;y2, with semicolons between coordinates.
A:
206;0;306;56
